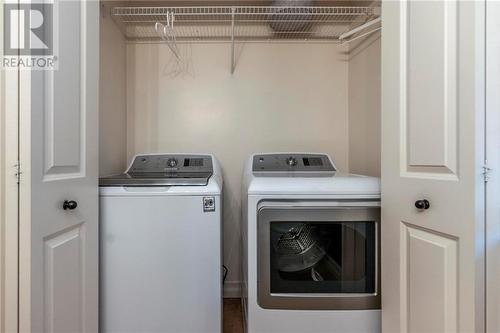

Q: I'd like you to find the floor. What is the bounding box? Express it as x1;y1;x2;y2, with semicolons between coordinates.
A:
223;298;243;333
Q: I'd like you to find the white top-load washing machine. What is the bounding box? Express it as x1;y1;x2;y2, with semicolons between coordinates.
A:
99;154;222;333
242;153;381;333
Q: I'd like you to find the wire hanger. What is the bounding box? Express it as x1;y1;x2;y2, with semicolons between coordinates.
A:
155;11;181;61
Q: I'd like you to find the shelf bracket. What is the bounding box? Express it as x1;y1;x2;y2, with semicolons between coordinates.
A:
230;7;235;74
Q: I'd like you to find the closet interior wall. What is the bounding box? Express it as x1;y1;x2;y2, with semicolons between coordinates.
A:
100;6;128;176
98;4;382;296
348;33;381;177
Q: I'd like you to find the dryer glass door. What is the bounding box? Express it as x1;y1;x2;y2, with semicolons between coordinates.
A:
257;202;380;310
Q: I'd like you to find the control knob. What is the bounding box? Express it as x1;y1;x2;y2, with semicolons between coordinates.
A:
166;158;178;168
286;156;298;167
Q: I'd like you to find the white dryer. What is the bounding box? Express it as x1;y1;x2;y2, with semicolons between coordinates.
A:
99;154;222;333
242;153;381;333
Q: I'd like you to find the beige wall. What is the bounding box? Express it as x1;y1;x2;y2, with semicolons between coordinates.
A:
348;35;381;177
99;13;128;176
126;43;349;291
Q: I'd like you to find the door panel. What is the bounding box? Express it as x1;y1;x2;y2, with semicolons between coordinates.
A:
21;0;99;331
382;0;485;332
44;0;84;179
44;225;85;333
405;0;457;175
401;224;457;332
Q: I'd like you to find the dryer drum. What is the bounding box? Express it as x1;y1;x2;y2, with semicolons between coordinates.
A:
273;224;327;272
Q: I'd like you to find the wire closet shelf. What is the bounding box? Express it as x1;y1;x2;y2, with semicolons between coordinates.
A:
111;6;381;42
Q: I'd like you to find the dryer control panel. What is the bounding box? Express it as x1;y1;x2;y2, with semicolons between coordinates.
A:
252;153;336;177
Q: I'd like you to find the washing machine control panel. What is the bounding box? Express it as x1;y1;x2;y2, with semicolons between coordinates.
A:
252;153;336;177
127;154;213;174
99;154;215;187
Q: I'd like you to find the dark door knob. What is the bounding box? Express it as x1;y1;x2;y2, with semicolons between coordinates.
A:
415;199;430;210
63;200;78;210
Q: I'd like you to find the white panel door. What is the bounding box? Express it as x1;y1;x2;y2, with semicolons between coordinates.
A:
20;0;99;332
381;1;485;332
485;1;500;332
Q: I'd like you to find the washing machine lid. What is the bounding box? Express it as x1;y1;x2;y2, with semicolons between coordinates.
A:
99;154;213;187
252;153;336;177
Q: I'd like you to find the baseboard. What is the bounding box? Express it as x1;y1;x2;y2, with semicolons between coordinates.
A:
223;281;241;298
